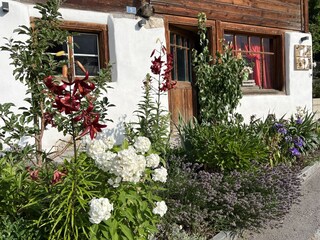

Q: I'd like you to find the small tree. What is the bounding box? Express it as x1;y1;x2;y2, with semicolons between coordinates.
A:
192;13;247;124
1;0;69;165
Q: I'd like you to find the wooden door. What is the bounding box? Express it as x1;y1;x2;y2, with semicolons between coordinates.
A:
169;27;198;128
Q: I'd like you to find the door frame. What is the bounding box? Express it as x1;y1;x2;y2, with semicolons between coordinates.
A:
163;15;216;128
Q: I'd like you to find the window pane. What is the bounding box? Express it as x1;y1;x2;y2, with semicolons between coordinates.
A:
250;36;260;49
263;54;275;89
170;32;175;44
188;49;193;83
171;46;176;80
47;42;67;53
236;35;247;51
74;56;99;76
73;34;98;55
177;48;186;81
224;34;233;45
263;38;271;52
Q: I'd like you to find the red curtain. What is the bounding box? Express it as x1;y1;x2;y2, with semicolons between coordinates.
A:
245;45;261;87
245;44;272;89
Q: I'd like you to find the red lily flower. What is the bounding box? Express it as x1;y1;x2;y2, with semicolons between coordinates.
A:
44;76;66;95
26;167;39;181
159;53;176;92
51;170;66;185
73;102;94;122
53;93;81;114
79;113;106;140
62;71;95;97
151;56;164;75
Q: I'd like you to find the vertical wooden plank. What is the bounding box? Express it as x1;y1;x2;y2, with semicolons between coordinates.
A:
303;0;309;32
216;20;222;52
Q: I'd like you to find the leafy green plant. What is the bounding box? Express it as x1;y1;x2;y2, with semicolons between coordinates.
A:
125;42;174;155
1;0;69;165
249;109;320;166
180;119;269;172
84;136;167;240
0;215;41;240
192;13;247;124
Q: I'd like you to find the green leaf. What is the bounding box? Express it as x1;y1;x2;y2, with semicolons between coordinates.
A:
119;223;134;240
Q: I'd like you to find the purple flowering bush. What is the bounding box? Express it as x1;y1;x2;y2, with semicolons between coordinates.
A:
156;157;301;238
250;110;320;166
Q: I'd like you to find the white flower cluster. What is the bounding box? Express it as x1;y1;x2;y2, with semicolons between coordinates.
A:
152;201;167;217
152;166;167;183
89;198;113;224
134;136;151;153
146;153;160;168
110;146;146;183
87;134;167;185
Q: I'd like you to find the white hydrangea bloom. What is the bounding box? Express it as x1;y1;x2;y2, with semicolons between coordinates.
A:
152;166;167;183
133;136;151;153
110;147;146;183
152;201;167;217
95;151;117;172
87;139;108;159
89;198;113;224
146;154;160;168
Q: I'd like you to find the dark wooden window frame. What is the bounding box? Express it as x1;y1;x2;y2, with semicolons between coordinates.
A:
218;21;286;95
31;17;109;73
59;20;109;71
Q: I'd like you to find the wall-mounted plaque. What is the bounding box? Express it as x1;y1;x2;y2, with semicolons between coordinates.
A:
294;45;312;70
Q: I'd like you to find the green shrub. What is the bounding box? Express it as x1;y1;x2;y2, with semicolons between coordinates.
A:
313;78;320;98
180;119;269;172
0;215;41;240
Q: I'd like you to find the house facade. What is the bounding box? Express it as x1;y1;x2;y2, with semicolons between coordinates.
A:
0;0;312;147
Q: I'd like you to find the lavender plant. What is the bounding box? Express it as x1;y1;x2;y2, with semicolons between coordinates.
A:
159;157;301;237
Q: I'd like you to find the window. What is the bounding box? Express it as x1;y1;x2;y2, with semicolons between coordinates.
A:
224;32;283;92
170;30;194;82
46;21;108;77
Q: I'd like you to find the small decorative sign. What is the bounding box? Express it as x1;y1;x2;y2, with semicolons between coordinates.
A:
126;6;137;14
294;45;312;70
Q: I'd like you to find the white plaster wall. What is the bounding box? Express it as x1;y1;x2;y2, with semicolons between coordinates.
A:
237;32;313;121
0;1;167;149
106;15;167;141
0;1;30;107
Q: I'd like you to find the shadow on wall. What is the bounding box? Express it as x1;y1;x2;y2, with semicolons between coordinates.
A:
104;115;127;144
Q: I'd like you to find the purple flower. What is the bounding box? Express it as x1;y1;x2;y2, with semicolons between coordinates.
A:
293;137;304;147
278;127;287;135
274;123;288;135
289;147;301;157
295;118;303;124
274;123;284;129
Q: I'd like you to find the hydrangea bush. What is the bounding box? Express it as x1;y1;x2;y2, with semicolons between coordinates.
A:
85;135;168;239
